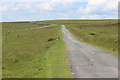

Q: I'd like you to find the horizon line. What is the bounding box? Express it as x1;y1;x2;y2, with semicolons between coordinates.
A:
0;19;118;22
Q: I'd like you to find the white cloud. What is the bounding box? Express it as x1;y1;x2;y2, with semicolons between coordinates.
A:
1;0;118;22
78;0;118;13
1;0;60;11
0;2;34;12
38;2;56;10
77;0;118;19
38;0;74;10
105;1;118;11
80;14;117;19
0;6;8;11
80;15;100;19
2;0;49;2
3;0;88;2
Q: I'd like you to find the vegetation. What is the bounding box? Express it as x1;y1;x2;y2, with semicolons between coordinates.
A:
2;22;71;78
0;22;2;79
63;20;118;56
2;19;118;78
43;19;118;55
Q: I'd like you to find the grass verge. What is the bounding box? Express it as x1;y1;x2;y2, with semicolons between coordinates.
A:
64;20;118;56
2;22;71;78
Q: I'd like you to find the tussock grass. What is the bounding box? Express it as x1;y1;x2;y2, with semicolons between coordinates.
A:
2;22;71;78
31;19;119;55
64;20;118;56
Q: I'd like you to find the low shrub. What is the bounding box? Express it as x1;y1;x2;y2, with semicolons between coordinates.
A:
89;32;96;35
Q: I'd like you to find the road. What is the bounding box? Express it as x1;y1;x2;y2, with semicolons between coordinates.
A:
26;24;56;30
61;25;118;78
11;24;57;32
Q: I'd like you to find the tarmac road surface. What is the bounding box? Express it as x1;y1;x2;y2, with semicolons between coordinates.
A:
61;25;118;78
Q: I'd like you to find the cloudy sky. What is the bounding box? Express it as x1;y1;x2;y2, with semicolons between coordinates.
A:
1;0;119;22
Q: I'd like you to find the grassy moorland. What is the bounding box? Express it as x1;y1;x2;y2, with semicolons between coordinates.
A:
65;20;118;56
44;19;118;56
2;22;71;78
2;19;118;78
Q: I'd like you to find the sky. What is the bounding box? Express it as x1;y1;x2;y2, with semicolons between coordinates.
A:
0;0;119;22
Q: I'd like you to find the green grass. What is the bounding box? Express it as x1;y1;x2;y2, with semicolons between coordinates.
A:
44;40;71;78
0;22;2;79
2;22;71;78
42;19;118;56
43;19;118;56
2;22;49;32
63;20;118;56
2;19;118;78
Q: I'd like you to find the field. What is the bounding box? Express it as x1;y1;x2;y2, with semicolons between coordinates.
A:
43;20;118;55
2;22;72;78
65;20;118;56
2;19;118;78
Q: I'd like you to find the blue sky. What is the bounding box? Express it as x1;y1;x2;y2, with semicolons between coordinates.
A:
1;0;118;22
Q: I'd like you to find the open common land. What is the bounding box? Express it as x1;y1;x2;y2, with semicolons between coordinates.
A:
43;20;118;55
2;22;72;78
2;19;118;78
